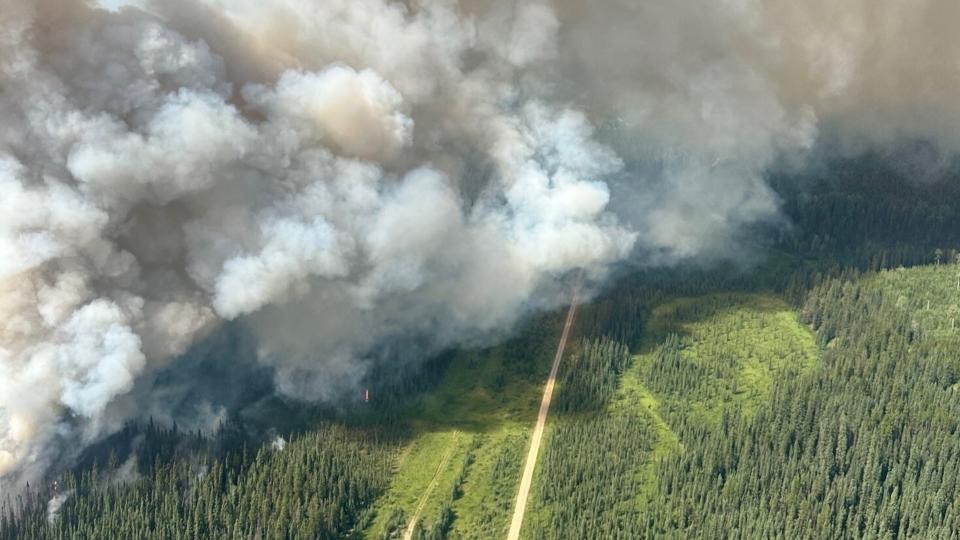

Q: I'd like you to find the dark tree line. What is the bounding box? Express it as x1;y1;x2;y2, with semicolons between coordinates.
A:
772;152;960;269
2;423;398;540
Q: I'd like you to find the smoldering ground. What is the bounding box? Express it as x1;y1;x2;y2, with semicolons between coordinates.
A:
3;0;960;492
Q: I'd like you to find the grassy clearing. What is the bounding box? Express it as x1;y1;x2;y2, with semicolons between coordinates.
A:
363;316;562;539
367;430;464;538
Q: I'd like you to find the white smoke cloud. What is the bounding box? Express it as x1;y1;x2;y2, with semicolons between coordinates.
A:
2;0;960;493
244;67;413;161
46;489;73;524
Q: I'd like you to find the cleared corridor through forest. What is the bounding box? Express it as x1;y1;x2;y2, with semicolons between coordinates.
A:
507;282;580;540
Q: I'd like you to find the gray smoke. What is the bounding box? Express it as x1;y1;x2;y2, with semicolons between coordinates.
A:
45;490;73;524
2;0;960;492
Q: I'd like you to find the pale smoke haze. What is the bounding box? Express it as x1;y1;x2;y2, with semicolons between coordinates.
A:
1;0;960;492
45;490;73;524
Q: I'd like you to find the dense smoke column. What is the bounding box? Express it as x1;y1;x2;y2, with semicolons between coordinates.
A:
3;0;960;492
0;0;633;490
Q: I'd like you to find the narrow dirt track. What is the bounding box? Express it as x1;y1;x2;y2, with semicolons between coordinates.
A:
507;284;580;540
402;431;459;540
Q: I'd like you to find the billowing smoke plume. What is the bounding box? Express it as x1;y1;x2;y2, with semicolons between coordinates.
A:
2;0;960;491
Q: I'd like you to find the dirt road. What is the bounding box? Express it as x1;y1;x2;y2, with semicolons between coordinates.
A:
506;284;580;540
